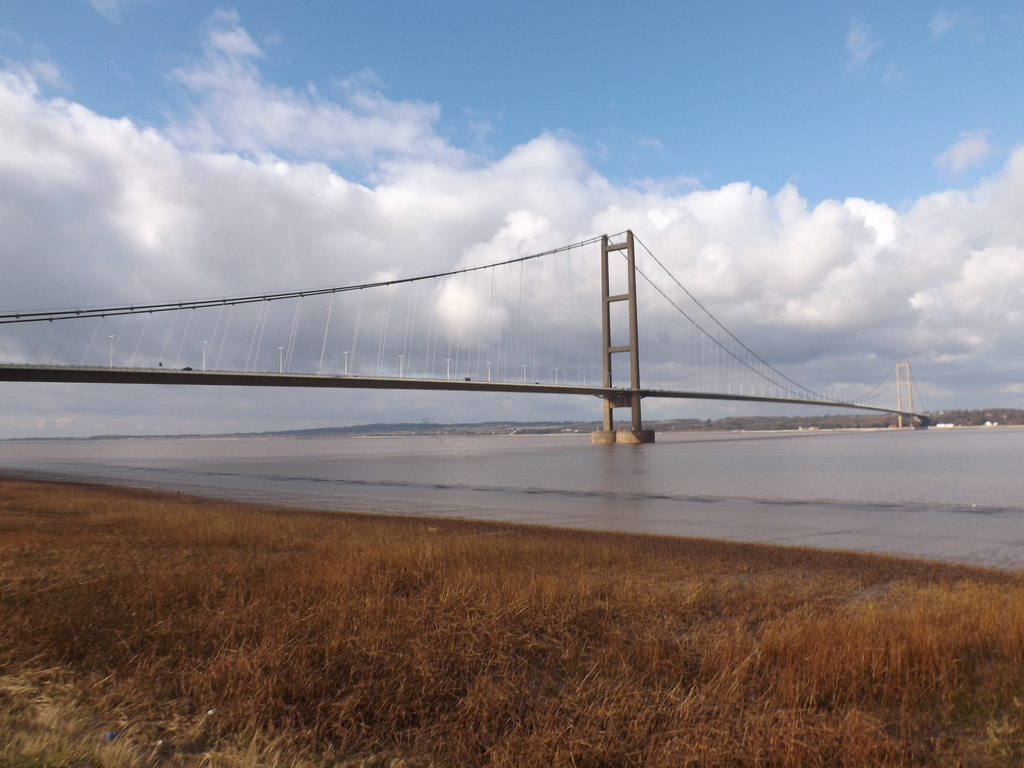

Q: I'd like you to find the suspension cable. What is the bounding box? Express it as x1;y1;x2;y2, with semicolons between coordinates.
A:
632;234;824;399
0;236;607;325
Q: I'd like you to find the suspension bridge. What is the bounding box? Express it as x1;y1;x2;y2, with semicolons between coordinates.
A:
0;231;928;442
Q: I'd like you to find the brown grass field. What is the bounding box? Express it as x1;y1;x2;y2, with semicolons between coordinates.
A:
2;477;1024;767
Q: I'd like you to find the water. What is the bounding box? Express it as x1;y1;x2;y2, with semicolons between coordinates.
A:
1;428;1023;570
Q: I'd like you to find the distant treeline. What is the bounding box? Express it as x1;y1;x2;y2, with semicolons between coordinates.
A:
29;410;1023;442
925;409;1024;426
252;408;1024;437
657;409;1024;432
655;414;897;432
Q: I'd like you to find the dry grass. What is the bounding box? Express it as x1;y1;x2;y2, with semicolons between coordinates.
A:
2;477;1024;767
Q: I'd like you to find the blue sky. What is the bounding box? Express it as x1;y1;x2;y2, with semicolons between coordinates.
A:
6;1;1019;201
1;1;1023;436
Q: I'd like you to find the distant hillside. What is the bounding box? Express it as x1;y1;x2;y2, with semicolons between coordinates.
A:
11;410;1021;442
230;421;596;438
923;409;1024;427
75;420;598;440
654;409;1024;432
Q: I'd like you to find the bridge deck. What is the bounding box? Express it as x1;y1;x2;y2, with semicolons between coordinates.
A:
0;364;929;425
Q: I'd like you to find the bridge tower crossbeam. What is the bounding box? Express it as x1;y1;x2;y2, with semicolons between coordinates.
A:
591;231;655;444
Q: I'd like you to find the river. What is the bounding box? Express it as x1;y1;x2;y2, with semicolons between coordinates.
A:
1;427;1022;569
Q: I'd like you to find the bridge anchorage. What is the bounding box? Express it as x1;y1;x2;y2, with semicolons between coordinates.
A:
0;228;929;438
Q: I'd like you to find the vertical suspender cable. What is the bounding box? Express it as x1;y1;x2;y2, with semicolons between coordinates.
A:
208;305;225;365
81;318;103;366
215;303;233;370
246;301;265;371
174;309;194;368
487;268;494;380
49;317;77;365
26;320;51;364
216;305;233;370
129;313;152;367
376;285;391;375
424;278;437;378
253;301;269;371
285;296;303;372
160;309;181;369
403;280;417;377
318;292;334;374
350;289;364;373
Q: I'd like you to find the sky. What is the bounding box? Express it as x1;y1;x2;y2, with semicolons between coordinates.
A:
1;1;1024;437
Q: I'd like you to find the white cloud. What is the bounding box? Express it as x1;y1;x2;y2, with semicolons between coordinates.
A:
935;129;994;174
0;60;67;91
881;64;909;88
4;15;1024;434
929;8;980;39
87;0;124;22
930;9;959;37
165;10;465;173
636;136;665;152
846;20;883;71
86;0;150;24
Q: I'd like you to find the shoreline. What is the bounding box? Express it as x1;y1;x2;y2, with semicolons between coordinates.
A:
1;470;1019;574
2;456;1023;573
4;420;1023;443
3;476;1024;767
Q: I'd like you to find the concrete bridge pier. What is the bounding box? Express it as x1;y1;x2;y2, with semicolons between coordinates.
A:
591;427;656;444
591;390;655;444
590;231;656;445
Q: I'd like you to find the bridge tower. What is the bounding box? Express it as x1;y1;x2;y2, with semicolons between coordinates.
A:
591;231;656;444
896;360;914;429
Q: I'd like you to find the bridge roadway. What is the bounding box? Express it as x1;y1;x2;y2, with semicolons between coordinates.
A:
0;363;930;426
